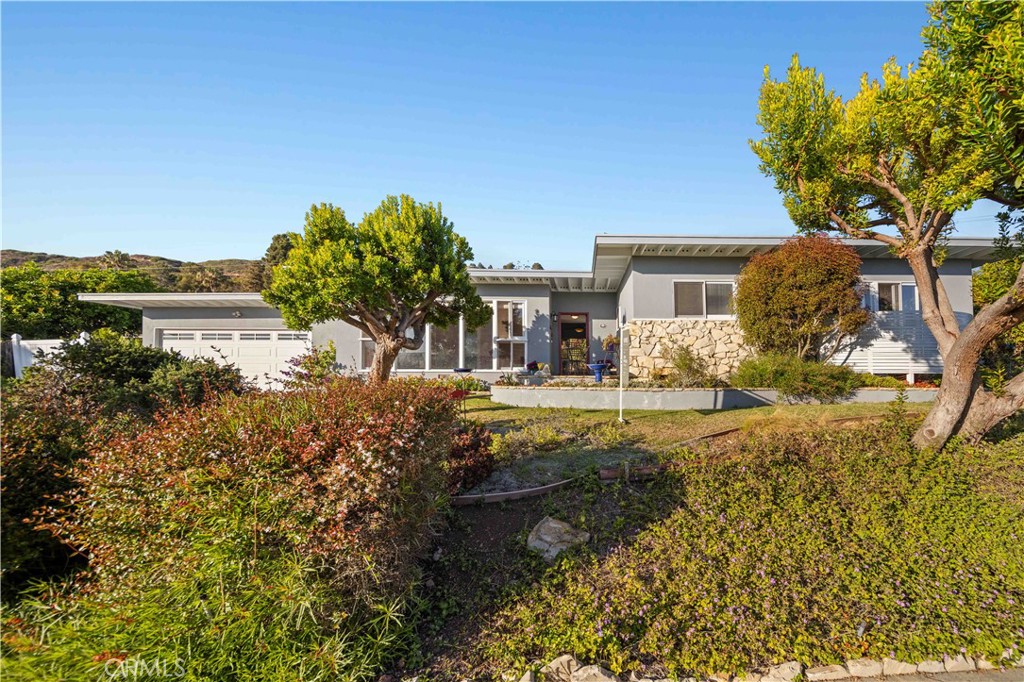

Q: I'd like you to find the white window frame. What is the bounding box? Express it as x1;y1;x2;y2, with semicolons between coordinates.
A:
672;279;736;320
870;281;919;313
357;298;529;372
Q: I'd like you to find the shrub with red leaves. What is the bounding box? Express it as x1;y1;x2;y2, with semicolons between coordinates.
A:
5;379;460;679
446;422;495;494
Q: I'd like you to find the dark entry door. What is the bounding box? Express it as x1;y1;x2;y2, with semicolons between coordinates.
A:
558;314;589;375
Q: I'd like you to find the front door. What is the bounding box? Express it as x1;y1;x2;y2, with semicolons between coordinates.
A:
558;313;589;375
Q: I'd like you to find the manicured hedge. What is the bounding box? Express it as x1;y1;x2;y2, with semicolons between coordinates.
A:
3;379;460;681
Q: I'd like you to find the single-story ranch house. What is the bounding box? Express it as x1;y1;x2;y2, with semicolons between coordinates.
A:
80;234;995;386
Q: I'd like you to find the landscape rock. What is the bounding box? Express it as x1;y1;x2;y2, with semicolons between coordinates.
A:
570;665;618;682
763;662;801;682
943;654;975;673
881;658;917;676
916;660;944;674
844;659;881;678
527;517;590;561
804;665;848;682
542;656;582;682
706;674;732;682
519;673;536;682
974;658;997;671
735;674;762;682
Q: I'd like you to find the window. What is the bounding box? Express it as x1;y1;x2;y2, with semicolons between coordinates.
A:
876;282;917;312
495;300;526;369
463;323;494;370
201;332;233;341
162;332;195;341
277;332;309;341
239;332;272;341
674;282;704;316
430;324;460;370
706;283;734;316
674;281;735;318
357;298;528;372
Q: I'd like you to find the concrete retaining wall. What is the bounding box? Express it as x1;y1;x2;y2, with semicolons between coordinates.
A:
490;386;937;410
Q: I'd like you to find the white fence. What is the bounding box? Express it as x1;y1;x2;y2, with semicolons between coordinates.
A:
7;333;87;378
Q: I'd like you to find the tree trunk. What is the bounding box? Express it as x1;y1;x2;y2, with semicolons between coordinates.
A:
367;337;403;385
912;261;1024;449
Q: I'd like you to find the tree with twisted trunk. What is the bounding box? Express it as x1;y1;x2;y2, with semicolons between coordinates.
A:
264;196;491;384
751;1;1023;449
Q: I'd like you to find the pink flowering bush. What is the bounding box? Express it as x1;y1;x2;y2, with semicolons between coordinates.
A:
481;422;1024;676
3;378;459;680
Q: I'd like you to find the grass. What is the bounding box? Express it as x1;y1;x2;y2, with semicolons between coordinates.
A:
459;395;931;490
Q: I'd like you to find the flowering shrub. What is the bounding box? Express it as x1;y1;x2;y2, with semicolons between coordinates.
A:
0;331;247;589
3;379;460;680
481;422;1024;676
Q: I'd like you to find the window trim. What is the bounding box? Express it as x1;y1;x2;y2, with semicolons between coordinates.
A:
672;279;736;320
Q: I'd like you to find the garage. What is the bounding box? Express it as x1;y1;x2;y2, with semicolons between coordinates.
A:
160;329;311;387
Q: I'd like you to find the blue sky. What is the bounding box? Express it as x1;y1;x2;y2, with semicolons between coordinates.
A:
1;2;1004;270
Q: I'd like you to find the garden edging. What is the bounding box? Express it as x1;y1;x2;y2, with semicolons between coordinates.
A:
490;387;937;411
516;652;1024;682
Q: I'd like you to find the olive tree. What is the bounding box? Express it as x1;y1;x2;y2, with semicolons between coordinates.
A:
264;195;491;383
751;1;1023;449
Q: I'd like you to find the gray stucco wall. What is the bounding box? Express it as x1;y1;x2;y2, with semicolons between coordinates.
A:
623;255;976;319
142;307;288;346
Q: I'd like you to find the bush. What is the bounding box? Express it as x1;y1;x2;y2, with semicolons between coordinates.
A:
858;373;907;388
734;235;869;361
659;344;719;388
731;353;861;402
279;341;340;387
447;423;495;493
3;379;460;680
481;423;1024;675
0;331;248;590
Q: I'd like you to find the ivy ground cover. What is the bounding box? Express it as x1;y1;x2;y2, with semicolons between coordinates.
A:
476;417;1024;677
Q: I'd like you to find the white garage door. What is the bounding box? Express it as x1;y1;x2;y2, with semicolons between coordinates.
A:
160;330;311;387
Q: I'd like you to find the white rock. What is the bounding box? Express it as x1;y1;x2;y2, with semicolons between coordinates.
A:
570;665;618;682
735;674;762;682
916;660;944;674
764;662;801;682
845;659;881;678
974;658;997;671
804;665;848;682
881;658;917;676
943;654;975;673
520;673;536;682
528;517;590;562
542;656;582;682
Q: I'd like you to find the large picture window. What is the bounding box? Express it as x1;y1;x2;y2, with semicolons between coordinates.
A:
359;298;528;372
674;281;734;318
876;282;917;312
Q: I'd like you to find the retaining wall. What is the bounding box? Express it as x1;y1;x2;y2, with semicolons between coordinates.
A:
490;386;937;410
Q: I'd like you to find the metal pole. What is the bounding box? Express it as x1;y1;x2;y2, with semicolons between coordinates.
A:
618;307;625;423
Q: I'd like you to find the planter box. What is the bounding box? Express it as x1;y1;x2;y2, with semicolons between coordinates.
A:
490;386;937;411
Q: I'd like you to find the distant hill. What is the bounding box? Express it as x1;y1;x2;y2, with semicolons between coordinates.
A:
0;249;258;289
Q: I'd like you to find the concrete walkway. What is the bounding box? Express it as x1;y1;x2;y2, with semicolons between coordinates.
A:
863;672;1022;682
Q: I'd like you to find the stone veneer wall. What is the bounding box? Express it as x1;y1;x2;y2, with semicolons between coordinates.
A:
628;319;753;380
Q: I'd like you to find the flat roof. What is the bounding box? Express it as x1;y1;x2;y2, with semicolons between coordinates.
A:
78;292;271;309
80;234;998;303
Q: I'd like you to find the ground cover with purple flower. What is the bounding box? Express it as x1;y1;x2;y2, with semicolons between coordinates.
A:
416;405;1023;679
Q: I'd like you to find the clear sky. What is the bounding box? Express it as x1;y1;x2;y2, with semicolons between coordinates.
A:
1;2;1004;271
